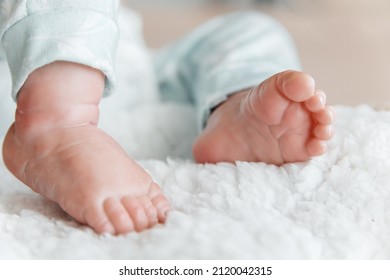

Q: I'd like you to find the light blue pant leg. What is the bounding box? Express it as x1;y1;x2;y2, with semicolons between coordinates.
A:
154;11;301;130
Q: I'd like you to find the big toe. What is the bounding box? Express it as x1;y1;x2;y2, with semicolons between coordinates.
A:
104;197;135;234
279;71;316;102
246;70;317;127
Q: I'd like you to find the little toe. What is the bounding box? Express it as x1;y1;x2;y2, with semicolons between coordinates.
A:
122;196;149;232
139;196;159;228
151;194;171;223
83;206;115;235
314;124;333;140
314;106;335;124
104;197;134;235
280;71;315;102
307;138;327;156
305;90;326;112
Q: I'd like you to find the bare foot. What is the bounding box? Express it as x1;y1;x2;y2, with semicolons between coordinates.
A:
193;70;334;165
2;62;170;234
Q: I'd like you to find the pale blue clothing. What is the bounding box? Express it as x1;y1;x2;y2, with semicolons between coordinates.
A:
0;0;120;99
0;0;300;129
154;12;300;128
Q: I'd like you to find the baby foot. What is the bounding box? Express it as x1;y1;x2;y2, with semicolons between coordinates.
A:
3;124;170;234
193;70;334;165
2;61;170;235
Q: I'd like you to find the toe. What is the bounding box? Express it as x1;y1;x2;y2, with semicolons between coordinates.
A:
147;182;171;223
280;71;315;102
151;194;171;223
314;106;335;124
305;89;326;112
139;196;159;228
83;206;115;235
314;124;333;140
307;139;327;156
122;196;149;232
104;197;134;235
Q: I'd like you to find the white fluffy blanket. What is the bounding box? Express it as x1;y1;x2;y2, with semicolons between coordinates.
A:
1;9;390;260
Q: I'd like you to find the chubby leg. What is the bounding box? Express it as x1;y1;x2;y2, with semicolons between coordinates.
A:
193;70;334;165
2;61;170;234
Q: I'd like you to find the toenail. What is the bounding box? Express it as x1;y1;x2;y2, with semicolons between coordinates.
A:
282;72;315;102
318;92;326;105
329;107;335;122
98;222;115;235
325;126;334;139
329;129;334;138
282;74;295;90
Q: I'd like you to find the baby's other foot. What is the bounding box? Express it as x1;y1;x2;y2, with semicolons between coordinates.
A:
193;70;334;165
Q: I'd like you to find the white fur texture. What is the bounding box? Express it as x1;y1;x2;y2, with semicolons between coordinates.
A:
1;8;390;260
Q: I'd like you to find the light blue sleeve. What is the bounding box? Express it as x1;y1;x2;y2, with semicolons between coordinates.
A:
0;0;120;100
154;12;301;130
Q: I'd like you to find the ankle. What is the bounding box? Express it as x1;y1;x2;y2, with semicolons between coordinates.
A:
19;61;105;102
14;61;105;139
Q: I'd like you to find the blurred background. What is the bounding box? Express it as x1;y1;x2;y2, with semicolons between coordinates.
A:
124;0;390;109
